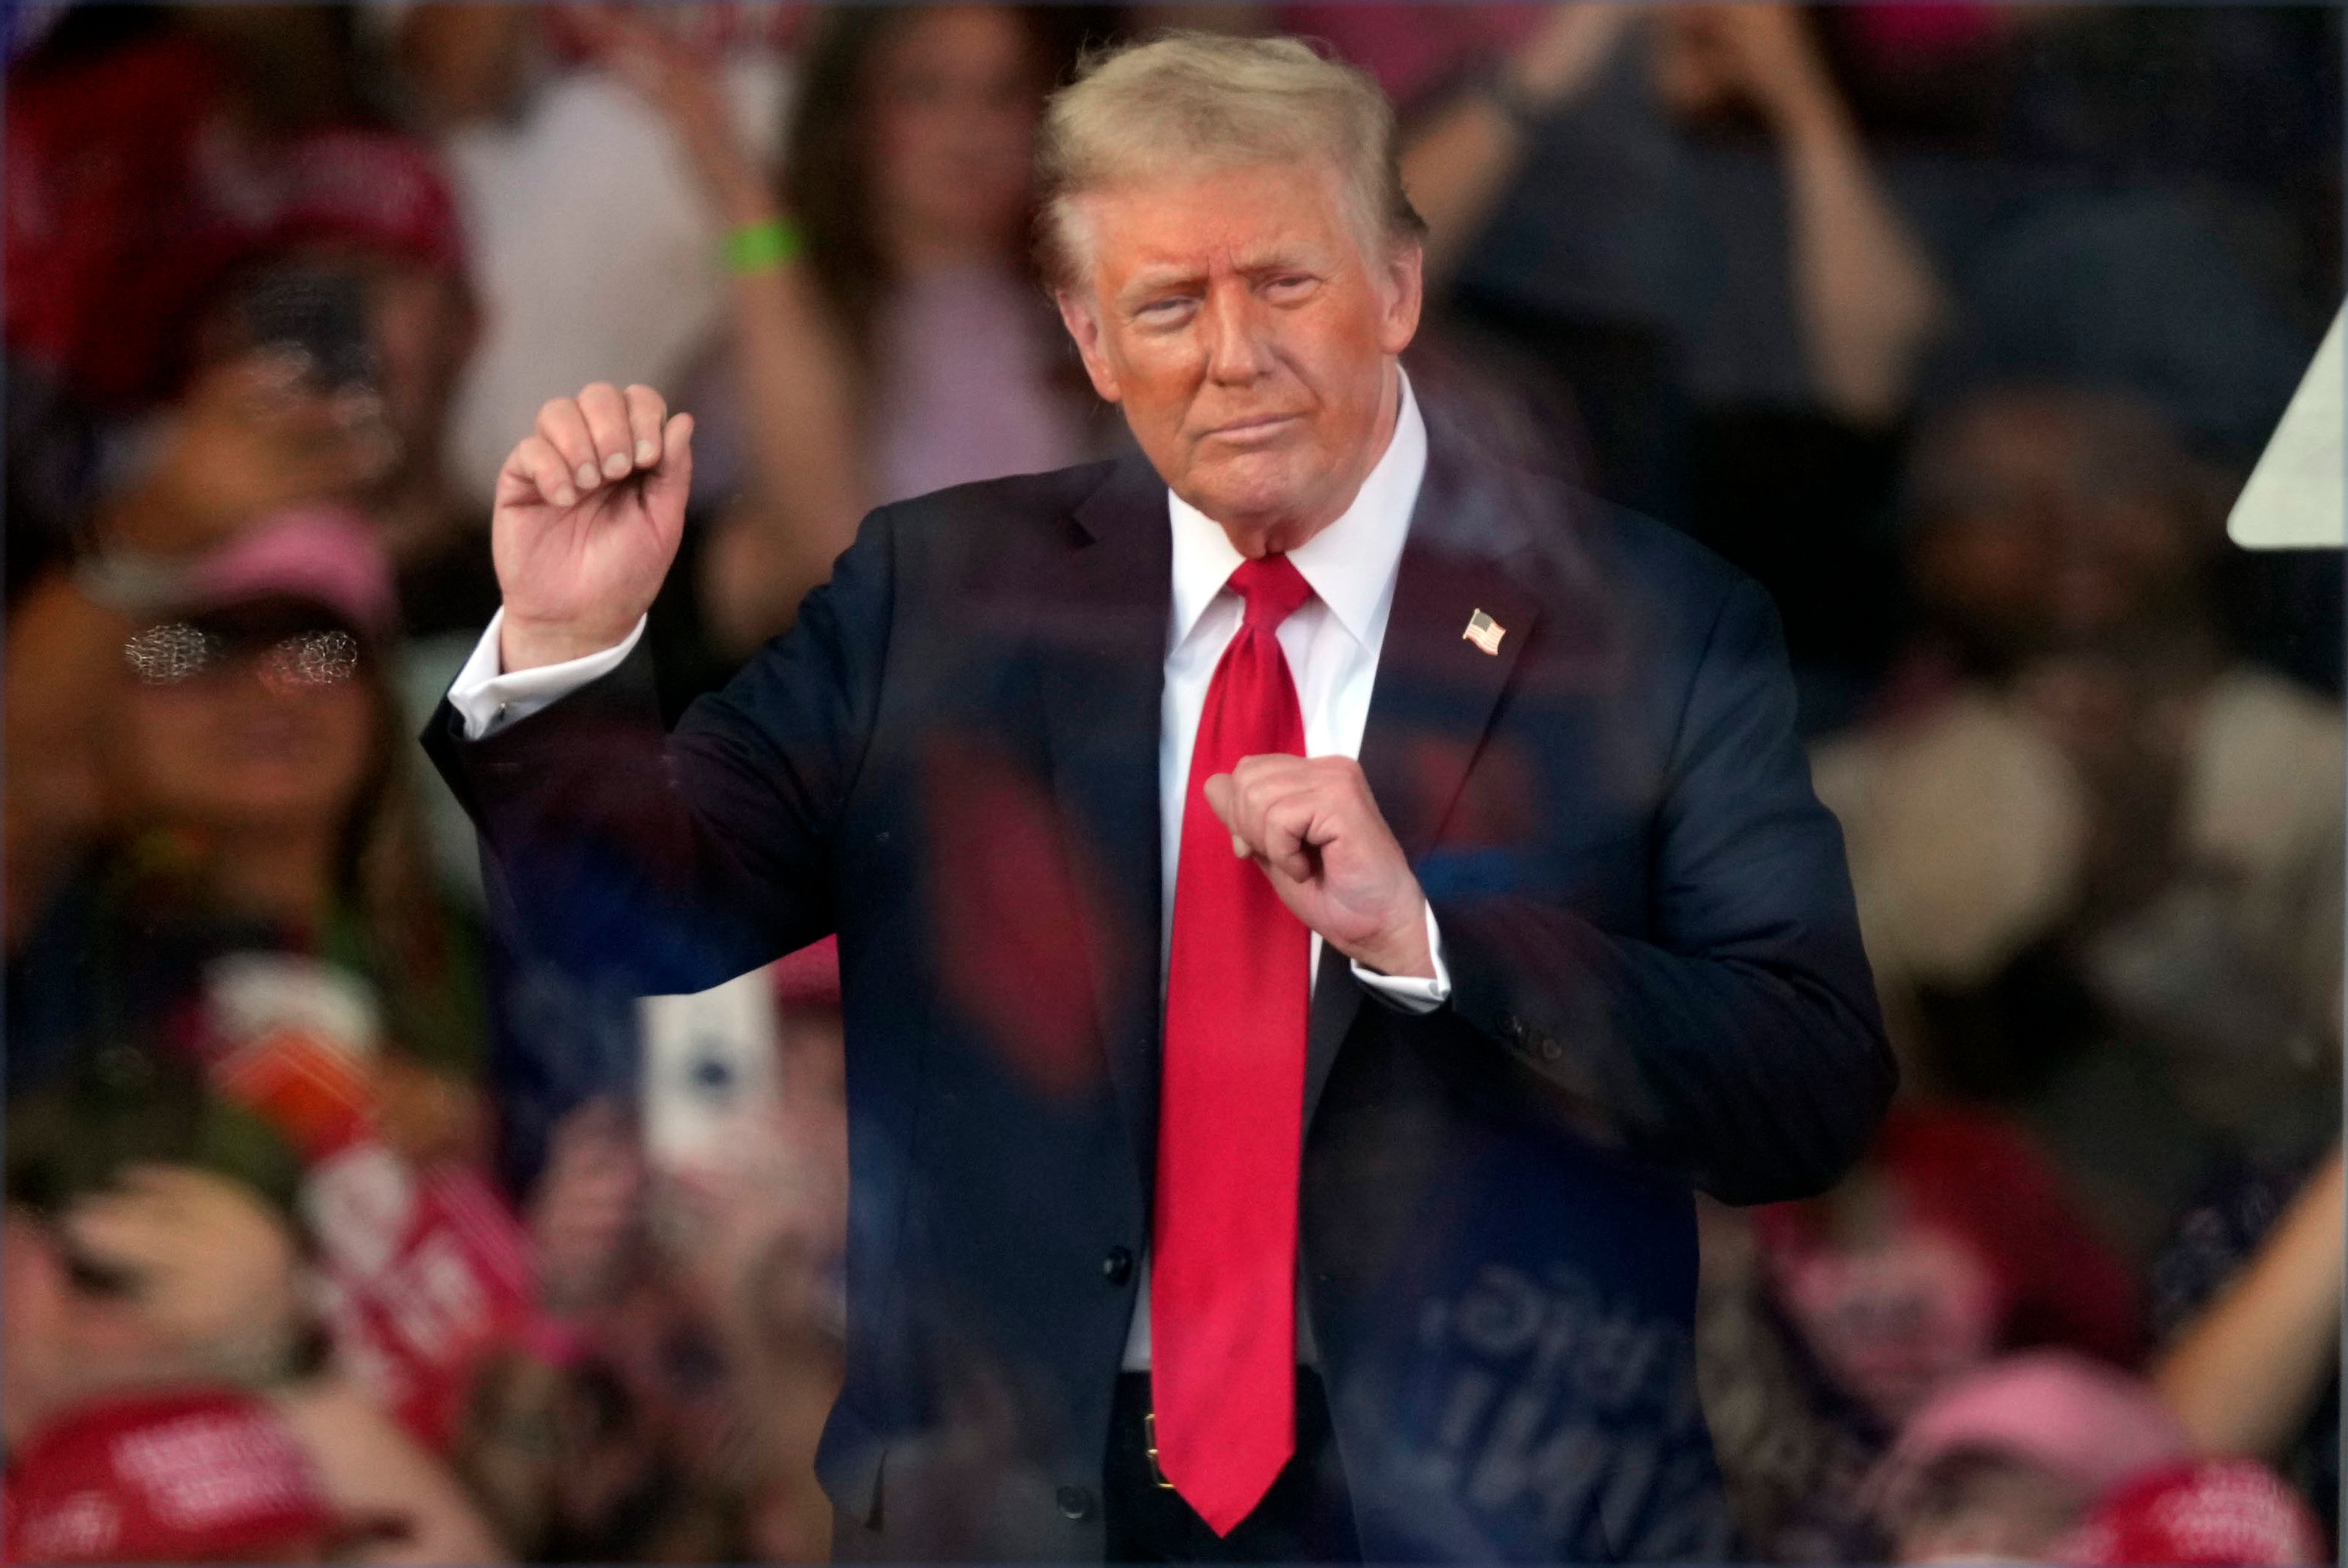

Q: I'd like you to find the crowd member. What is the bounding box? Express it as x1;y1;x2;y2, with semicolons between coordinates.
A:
8;42;643;1190
383;2;802;509
2;8;481;587
586;4;1115;659
7;511;485;1116
1837;4;2339;699
1264;5;1539;114
1812;384;2343;1260
68;128;492;638
1755;1103;2142;1423
15;95;479;627
6;6;364;564
9;12;493;895
1375;2;1946;720
1403;4;1946;430
1694;1103;2139;1561
722;940;852;1560
460;1127;750;1561
2;515;556;1473
1691;1199;1888;1562
1;510;549;1555
1825;5;2337;470
4;1192;509;1564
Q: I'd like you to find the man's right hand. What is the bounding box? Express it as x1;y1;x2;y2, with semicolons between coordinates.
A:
493;381;694;671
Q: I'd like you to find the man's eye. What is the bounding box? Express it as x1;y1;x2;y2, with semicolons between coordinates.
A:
1135;298;1196;324
1264;274;1318;300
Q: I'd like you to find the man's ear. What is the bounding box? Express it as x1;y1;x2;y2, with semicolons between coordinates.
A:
1055;289;1124;405
1378;240;1425;358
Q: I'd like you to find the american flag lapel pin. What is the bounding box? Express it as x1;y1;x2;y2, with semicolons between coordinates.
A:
1463;608;1506;655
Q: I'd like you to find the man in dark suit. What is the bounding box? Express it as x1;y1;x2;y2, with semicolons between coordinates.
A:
426;31;1892;1564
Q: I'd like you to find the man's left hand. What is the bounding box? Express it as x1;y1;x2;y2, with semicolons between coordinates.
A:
1203;755;1434;979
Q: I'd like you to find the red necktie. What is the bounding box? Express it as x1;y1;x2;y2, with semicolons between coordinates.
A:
1153;553;1316;1535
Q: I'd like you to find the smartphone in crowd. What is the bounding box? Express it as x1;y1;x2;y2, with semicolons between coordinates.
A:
238;264;379;392
639;968;784;1182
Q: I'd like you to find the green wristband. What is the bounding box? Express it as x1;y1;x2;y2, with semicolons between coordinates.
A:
724;215;803;274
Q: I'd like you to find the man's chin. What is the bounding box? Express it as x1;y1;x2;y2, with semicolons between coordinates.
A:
1177;455;1321;536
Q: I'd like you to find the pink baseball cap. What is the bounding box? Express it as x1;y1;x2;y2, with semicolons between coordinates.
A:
177;506;399;641
1872;1352;2193;1506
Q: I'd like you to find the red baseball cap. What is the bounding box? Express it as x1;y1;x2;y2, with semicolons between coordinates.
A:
6;1389;349;1563
2061;1459;2327;1567
262;129;468;281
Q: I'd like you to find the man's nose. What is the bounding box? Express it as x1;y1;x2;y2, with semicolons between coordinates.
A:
1200;287;1272;385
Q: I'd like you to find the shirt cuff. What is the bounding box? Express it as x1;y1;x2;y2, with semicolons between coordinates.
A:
1350;902;1450;1013
445;608;648;740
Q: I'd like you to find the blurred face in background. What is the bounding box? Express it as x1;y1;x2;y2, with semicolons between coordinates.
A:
1911;394;2207;669
1058;159;1422;547
119;606;377;839
1885;1451;2088;1565
179;246;474;550
865;6;1045;264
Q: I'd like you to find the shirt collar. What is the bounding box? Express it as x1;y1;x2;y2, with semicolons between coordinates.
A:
1168;369;1428;652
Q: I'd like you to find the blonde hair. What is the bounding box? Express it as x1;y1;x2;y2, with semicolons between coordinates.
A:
1036;31;1426;290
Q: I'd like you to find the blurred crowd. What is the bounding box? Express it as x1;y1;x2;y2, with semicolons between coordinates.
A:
4;2;2341;1562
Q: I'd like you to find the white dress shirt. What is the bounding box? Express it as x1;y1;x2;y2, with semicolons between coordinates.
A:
446;372;1451;1371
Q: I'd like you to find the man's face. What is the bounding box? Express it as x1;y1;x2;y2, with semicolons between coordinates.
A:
1057;161;1422;551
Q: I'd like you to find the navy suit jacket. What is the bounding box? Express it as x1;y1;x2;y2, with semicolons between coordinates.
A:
424;408;1893;1561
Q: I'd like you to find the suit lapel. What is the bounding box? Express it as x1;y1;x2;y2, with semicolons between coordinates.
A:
1035;454;1171;1194
1303;451;1543;1133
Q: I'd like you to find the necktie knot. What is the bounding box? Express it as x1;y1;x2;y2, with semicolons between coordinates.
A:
1228;553;1313;632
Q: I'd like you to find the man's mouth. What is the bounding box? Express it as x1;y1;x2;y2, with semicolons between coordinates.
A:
1203;413;1302;445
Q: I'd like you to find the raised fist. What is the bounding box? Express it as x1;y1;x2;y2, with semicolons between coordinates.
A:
492;382;694;670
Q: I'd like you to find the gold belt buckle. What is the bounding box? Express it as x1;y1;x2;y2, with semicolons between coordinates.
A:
1142;1411;1176;1490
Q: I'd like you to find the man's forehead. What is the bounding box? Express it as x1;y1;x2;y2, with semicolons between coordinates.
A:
1076;164;1356;274
1084;157;1347;216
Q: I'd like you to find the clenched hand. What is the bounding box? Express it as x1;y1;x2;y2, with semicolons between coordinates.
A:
493;381;694;671
1202;754;1434;979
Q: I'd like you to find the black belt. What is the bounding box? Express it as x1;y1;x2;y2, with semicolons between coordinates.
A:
1113;1370;1324;1490
1103;1370;1359;1562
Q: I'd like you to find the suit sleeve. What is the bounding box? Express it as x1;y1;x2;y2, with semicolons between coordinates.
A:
419;508;898;996
1431;578;1896;1204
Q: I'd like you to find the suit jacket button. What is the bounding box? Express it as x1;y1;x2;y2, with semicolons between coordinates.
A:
1498;1012;1527;1043
1101;1246;1134;1285
1538;1037;1563;1062
1056;1485;1096;1520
